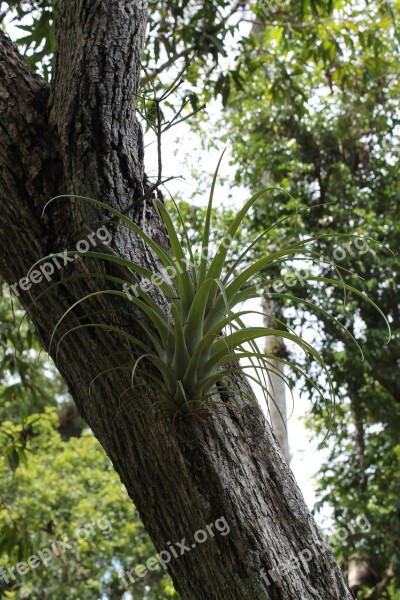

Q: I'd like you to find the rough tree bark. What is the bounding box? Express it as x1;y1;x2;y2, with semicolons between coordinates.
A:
0;2;355;598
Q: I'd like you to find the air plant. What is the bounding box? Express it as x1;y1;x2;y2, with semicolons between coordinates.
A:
36;155;390;421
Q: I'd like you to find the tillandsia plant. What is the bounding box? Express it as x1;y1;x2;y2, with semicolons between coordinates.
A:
31;154;390;422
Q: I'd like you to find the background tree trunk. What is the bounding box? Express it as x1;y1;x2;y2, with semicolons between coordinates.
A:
0;3;354;598
263;299;291;464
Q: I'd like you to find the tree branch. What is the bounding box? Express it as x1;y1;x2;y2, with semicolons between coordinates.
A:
0;29;62;282
49;0;148;211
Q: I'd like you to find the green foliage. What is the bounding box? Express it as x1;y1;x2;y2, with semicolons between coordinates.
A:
0;1;57;78
0;282;69;422
0;289;177;597
310;403;400;597
0;409;177;599
1;0;339;98
1;0;240;85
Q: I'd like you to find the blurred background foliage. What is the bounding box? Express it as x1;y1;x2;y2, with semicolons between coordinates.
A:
0;0;399;598
0;290;178;599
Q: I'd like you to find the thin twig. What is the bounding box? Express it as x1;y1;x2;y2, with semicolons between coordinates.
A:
95;175;184;229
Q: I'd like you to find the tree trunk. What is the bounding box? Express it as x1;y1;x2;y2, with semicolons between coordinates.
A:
0;3;354;598
263;299;291;464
